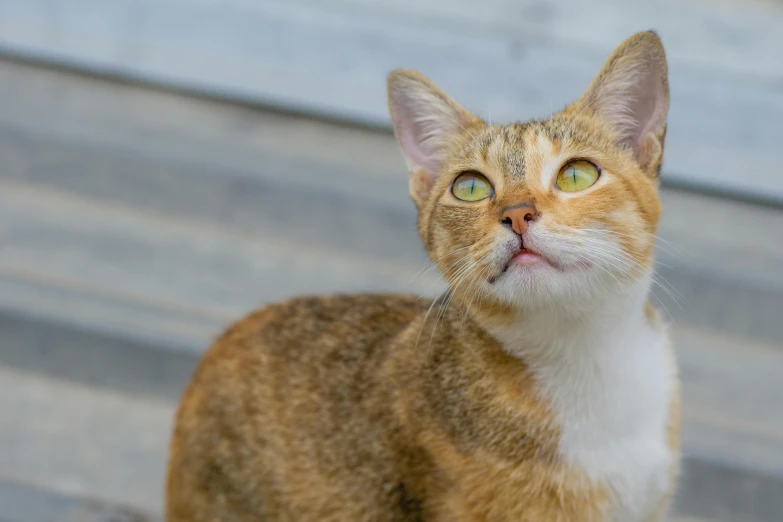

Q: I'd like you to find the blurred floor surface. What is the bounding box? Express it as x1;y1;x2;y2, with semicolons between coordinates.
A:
0;59;781;521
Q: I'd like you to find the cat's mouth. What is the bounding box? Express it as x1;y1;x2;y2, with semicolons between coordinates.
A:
509;247;546;266
489;243;557;283
510;238;557;267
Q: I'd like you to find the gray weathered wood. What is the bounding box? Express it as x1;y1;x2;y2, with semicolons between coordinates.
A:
0;58;781;520
1;59;782;345
0;477;153;522
0;366;169;517
0;0;781;201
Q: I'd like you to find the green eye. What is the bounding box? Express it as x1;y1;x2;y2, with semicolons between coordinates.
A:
452;172;493;202
556;160;600;192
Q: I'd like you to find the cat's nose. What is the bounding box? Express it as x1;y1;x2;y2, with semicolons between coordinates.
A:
501;203;538;235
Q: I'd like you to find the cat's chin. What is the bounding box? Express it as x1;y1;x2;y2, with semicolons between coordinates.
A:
486;251;552;287
492;260;556;291
488;258;600;309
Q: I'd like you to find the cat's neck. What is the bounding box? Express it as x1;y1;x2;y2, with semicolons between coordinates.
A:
487;273;657;364
484;274;674;519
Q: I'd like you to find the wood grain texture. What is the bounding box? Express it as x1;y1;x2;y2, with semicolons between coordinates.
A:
0;58;779;521
0;0;781;200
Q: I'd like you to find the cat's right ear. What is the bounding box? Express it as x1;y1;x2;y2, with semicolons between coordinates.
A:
387;70;477;207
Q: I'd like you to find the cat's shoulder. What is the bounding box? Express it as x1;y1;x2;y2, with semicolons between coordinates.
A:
196;293;431;375
219;294;424;336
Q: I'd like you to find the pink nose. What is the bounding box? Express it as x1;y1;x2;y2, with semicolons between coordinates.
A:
501;204;538;235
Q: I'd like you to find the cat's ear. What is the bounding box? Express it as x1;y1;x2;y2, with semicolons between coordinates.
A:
388;70;478;205
577;31;670;176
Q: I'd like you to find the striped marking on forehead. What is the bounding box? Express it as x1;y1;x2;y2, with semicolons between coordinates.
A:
482;124;528;179
541;115;616;157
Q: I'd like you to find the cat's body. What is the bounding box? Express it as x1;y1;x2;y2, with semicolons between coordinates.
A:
167;32;680;522
168;292;677;521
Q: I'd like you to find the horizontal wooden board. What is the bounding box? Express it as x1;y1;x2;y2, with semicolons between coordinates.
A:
0;58;780;520
0;0;782;202
0;59;782;346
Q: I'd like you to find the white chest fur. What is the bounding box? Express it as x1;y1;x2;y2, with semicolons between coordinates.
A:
493;292;676;521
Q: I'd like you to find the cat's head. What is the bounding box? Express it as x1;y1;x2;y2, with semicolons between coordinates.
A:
388;31;668;317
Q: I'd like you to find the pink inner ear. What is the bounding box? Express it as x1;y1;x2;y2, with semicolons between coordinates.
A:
398;123;437;174
393;105;442;176
638;95;667;151
389;73;474;178
625;68;666;153
595;56;667;160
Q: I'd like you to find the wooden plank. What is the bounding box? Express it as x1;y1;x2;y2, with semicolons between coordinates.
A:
0;182;781;518
0;1;781;201
0;477;153;522
283;0;783;80
0;59;781;345
0;65;777;519
0;180;445;349
0;366;171;516
678;326;783;477
0;182;782;477
3;355;776;522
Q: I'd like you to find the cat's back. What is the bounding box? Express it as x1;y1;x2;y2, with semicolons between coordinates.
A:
167;293;429;522
205;293;426;376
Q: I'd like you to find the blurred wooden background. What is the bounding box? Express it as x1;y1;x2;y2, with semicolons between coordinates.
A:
0;1;781;521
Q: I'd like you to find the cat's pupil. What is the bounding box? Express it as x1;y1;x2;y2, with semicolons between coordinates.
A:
470;179;476;194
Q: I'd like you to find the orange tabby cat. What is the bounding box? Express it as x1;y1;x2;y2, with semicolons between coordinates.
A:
167;31;680;522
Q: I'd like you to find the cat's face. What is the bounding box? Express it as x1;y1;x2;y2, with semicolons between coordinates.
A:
389;32;669;314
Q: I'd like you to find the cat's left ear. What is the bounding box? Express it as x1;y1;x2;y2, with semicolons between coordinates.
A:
387;70;479;206
577;31;670;177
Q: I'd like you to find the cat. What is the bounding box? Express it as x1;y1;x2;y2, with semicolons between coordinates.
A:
166;31;680;522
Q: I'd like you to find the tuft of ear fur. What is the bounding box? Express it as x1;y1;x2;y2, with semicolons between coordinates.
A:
387;70;478;205
578;31;670;176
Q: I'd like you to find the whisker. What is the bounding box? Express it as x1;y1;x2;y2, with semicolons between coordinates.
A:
410;245;472;283
575;238;685;305
429;259;484;352
579;228;683;258
461;263;491;334
415;291;444;352
415;251;475;301
563;95;599;138
450;116;483;150
567;238;687;315
651;274;687;310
